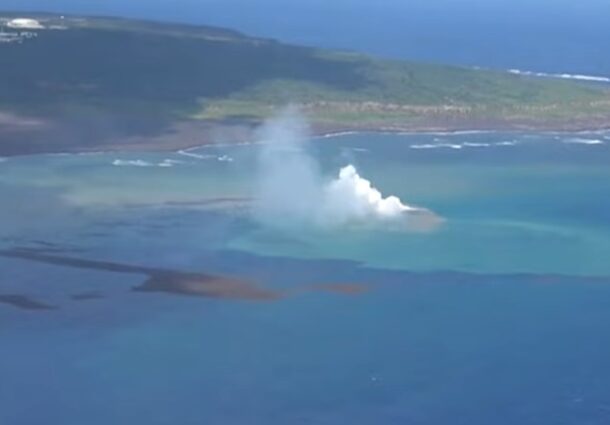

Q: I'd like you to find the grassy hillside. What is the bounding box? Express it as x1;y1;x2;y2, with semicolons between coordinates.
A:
1;12;610;154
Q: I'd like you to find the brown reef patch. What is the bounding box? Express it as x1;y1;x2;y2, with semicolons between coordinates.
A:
0;249;373;305
0;249;292;303
134;274;283;301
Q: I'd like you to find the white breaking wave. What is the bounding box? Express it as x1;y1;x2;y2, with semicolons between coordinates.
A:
411;143;463;150
508;69;610;83
177;150;234;162
411;140;519;150
112;158;184;168
427;130;490;136
112;159;155;167
563;138;605;145
177;150;215;160
410;144;440;150
218;155;234;162
159;159;185;167
431;138;484;145
463;142;491;148
315;131;358;139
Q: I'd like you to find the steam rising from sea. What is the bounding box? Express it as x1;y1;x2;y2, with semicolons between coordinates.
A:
253;109;442;231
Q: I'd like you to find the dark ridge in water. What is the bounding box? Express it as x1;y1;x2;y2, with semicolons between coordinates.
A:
0;249;294;302
211;249;610;288
30;240;62;248
0;295;57;311
0;249;276;301
15;245;82;255
0;249;370;303
161;197;254;208
3;249;610;309
70;291;105;301
0;249;169;275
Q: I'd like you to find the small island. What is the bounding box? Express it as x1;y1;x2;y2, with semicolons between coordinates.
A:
1;12;610;156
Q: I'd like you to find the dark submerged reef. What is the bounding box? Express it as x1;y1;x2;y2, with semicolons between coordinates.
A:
0;294;57;311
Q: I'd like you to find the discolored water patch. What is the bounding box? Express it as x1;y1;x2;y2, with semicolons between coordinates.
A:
0;295;57;311
6;247;608;313
134;274;282;301
0;249;375;306
0;249;285;302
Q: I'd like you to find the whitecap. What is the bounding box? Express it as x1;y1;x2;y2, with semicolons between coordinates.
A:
177;150;215;160
463;142;491;148
410;144;441;150
410;143;463;150
112;158;184;168
112;159;155;167
412;141;512;150
159;159;185;167
509;68;610;83
428;130;491;136
563;138;605;145
315;131;357;139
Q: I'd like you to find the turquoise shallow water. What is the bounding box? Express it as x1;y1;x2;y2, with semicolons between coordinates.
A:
3;131;609;275
1;131;610;424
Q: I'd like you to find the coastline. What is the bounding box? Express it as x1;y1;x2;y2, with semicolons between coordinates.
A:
2;118;610;158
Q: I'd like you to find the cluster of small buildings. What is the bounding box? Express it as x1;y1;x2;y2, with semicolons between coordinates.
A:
6;18;45;29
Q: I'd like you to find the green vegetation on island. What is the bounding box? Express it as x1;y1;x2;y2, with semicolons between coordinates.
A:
1;12;610;154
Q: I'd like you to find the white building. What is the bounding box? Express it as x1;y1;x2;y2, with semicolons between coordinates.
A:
7;18;45;30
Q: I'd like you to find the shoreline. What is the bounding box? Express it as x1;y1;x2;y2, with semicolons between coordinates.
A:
2;120;610;158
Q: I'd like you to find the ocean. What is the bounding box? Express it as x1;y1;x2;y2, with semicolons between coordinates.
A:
5;0;610;78
2;131;610;424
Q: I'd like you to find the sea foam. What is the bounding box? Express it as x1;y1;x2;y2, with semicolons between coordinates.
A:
563;138;605;145
112;158;185;168
508;68;610;83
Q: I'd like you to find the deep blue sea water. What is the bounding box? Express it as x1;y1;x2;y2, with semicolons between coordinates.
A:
2;3;610;422
5;0;610;77
2;132;610;424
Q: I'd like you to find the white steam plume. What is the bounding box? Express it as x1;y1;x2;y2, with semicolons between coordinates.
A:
253;108;441;230
322;164;418;222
